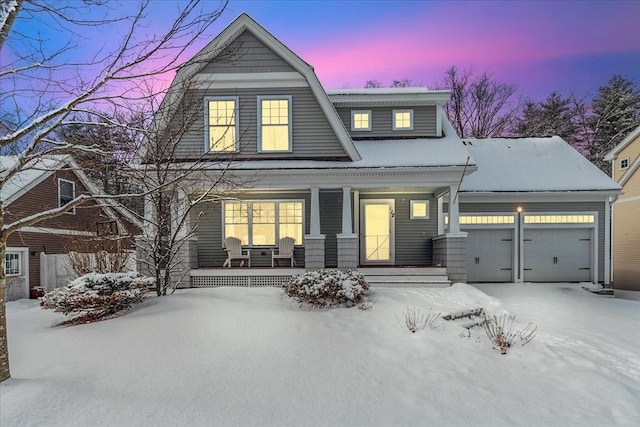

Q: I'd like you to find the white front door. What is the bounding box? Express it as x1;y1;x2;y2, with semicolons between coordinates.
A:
360;199;395;264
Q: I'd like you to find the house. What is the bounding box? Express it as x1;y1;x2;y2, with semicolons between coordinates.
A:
2;155;141;301
140;13;620;287
605;125;640;299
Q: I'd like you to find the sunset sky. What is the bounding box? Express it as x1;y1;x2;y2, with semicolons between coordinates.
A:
9;0;640;101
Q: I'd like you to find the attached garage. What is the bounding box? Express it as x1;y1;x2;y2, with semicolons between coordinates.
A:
523;228;592;282
466;228;514;282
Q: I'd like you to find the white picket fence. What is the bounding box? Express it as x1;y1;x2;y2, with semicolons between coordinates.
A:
40;251;136;291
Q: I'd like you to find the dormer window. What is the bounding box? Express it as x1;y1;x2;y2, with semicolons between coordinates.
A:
206;97;238;152
393;109;413;131
351;110;372;131
258;96;292;152
58;178;75;214
620;158;629;170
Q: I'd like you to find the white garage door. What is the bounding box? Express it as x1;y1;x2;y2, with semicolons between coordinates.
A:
523;229;591;282
466;229;513;282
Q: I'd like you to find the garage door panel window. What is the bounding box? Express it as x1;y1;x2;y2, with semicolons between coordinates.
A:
524;215;595;224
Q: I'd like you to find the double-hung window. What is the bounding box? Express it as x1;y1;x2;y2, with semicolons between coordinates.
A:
5;252;21;276
58;178;75;214
224;200;303;246
206;97;238;152
393;109;414;130
258;96;292;152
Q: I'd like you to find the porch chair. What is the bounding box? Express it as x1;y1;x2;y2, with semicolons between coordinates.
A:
223;237;251;268
272;236;296;267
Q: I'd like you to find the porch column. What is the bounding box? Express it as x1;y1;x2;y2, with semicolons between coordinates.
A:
169;189;197;288
448;185;461;233
337;187;358;269
305;187;325;270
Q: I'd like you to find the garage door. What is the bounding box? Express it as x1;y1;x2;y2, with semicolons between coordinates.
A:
523;229;591;282
466;229;513;282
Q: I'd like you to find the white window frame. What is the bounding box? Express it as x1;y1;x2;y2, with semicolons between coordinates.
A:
258;95;293;153
351;110;372;131
204;96;239;153
392;109;414;131
410;200;430;219
222;200;305;247
58;178;76;214
5;251;22;276
620;157;629;170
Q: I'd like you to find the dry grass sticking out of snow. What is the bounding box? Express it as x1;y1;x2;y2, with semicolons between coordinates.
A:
1;282;639;427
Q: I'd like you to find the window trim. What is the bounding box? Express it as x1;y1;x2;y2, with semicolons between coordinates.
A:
58;178;76;215
222;199;305;247
351;110;372;131
257;95;293;153
410;200;430;219
5;251;22;276
620;157;629;170
204;96;239;153
392;109;414;131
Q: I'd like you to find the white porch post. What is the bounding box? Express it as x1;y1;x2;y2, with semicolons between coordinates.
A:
341;187;353;234
170;188;196;289
305;187;325;270
310;187;321;235
337;187;358;269
448;185;461;233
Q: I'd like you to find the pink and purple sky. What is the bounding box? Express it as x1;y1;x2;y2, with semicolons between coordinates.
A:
11;0;640;101
226;0;640;99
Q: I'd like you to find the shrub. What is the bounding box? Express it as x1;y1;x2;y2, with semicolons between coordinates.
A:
41;272;153;324
396;307;442;333
482;314;537;354
283;269;371;308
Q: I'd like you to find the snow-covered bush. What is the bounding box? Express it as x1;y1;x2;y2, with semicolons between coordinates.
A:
283;269;371;308
482;314;537;354
396;307;442;333
41;272;153;324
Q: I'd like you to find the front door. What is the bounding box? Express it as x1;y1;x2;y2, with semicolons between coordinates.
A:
360;199;395;264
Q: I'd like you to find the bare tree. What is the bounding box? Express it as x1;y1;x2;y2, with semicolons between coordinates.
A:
436;66;520;138
0;0;229;382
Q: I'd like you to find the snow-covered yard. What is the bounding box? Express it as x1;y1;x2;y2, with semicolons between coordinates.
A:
1;283;639;426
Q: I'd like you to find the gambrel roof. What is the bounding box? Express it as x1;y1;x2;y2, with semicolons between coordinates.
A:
142;13;360;162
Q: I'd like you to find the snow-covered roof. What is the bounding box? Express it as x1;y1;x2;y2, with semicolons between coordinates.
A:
327;87;450;106
0;155;70;204
459;137;621;193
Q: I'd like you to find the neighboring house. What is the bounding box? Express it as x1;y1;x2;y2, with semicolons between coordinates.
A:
605;125;640;299
2;155;141;301
139;13;620;287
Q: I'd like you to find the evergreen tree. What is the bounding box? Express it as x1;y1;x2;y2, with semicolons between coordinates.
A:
514;92;579;143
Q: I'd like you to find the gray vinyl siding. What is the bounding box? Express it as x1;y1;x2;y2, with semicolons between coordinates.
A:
320;190;342;267
360;193;438;266
173;87;348;160
200;31;296;74
458;201;607;282
193;192;310;268
335;106;437;139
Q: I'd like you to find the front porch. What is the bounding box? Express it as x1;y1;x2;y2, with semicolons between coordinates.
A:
190;266;451;287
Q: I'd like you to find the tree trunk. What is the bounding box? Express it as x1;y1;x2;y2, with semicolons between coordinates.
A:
0;201;11;382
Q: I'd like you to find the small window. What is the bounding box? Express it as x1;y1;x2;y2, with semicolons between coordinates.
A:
393;109;413;130
620;158;629;170
206;97;237;152
58;179;75;214
410;200;429;219
351;110;372;131
259;96;292;152
5;252;21;276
